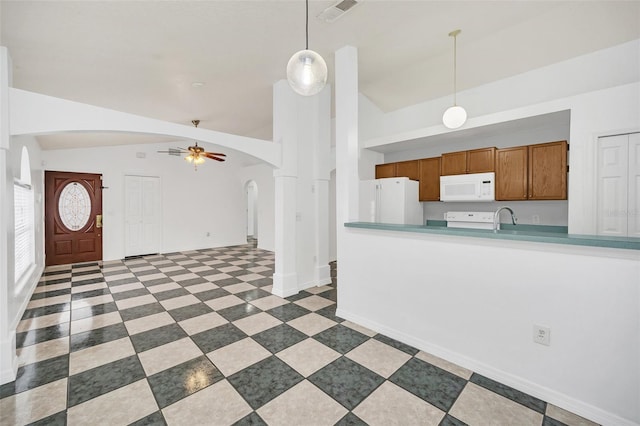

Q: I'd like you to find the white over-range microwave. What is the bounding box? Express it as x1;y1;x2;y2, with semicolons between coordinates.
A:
440;172;495;202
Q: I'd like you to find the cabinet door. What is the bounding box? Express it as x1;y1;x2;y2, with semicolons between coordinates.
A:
597;135;628;236
496;146;528;200
375;163;397;179
441;151;467;175
528;141;567;200
419;157;441;201
628;133;640;237
396;160;420;181
467;147;496;173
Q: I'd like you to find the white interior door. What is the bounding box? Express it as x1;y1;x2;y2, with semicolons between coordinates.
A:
125;175;161;256
597;135;628;236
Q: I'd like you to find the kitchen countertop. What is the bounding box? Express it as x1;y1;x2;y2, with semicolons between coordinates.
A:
344;221;640;251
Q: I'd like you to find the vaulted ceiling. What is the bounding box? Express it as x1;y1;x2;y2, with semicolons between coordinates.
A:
2;1;639;150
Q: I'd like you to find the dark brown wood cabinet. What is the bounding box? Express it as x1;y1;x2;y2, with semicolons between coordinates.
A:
441;147;495;175
418;157;441;201
528;141;567;200
395;160;420;181
375;163;396;179
440;151;467;175
496;141;567;201
496;146;529;200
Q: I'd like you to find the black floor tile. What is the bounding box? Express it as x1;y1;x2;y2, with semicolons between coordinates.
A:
193;288;230;302
142;277;175;286
335;412;368;425
27;410;67;426
152;288;190;301
71;302;119;321
284;291;312;302
28;288;71;300
167;303;213;322
105;276;140;286
313;324;369;354
542;416;568;426
235;289;271;303
70;288;111;300
70;322;128;352
252;324;307;354
129;411;167;426
389;357;467;412
147;356;223;408
16;322;70;348
315;305;344;323
308;357;385;410
130;323;188;353
119;302;166;322
439;414;468;426
71;277;105;286
232;412;267;426
228;356;303;409
217;303;261;322
21;303;70;320
177;277;208;286
470;373;547;414
374;334;419;356
266;304;310;322
2;355;69;396
110;288;151;301
215;277;243;287
191;323;247;353
67;355;146;407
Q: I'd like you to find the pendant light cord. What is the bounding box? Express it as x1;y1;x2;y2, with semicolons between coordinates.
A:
305;0;309;50
453;32;457;106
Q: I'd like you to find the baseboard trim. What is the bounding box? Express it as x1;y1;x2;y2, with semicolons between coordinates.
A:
335;307;638;426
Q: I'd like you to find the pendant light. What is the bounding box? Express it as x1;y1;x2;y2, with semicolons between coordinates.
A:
286;0;327;96
442;29;467;129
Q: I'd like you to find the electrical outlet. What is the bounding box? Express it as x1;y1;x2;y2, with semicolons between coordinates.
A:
533;325;551;346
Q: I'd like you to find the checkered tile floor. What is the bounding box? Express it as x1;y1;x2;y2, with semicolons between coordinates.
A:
0;243;598;426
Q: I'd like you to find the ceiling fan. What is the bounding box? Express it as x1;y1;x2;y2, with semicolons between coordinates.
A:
158;120;226;170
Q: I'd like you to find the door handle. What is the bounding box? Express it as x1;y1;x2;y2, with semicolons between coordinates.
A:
96;214;103;228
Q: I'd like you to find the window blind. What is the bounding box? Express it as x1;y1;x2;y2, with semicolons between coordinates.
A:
14;182;35;282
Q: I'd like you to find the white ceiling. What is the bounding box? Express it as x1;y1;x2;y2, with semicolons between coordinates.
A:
1;1;639;150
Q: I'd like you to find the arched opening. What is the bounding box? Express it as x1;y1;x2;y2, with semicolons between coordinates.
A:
245;180;258;246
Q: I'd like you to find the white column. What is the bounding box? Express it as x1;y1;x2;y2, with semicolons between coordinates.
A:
313;85;332;286
335;46;359;315
272;80;299;297
0;46;17;384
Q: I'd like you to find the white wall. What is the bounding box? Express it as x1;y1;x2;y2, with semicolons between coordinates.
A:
237;163;275;252
42;142;247;260
338;229;640;426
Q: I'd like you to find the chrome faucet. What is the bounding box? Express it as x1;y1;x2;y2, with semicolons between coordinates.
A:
493;206;517;231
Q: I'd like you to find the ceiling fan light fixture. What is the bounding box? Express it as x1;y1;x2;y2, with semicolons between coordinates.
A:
443;29;467;129
287;0;327;96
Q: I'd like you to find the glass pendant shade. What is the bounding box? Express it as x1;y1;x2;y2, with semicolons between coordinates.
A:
442;105;467;129
287;49;327;96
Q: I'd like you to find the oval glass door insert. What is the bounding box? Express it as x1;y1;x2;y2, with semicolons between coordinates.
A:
58;182;91;231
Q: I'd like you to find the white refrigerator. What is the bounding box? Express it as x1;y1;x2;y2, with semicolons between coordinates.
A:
359;177;423;225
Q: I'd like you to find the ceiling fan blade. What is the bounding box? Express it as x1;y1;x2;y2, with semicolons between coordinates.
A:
204;152;226;157
203;153;226;161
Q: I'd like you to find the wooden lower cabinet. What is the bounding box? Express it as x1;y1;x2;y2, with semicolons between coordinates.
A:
496;146;528;200
419;157;441;201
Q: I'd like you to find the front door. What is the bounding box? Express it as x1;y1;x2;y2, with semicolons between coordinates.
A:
45;171;103;266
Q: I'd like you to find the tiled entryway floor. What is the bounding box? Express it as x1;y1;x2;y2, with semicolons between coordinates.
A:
0;243;598;426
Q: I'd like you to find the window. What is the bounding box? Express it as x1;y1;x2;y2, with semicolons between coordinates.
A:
14;147;34;284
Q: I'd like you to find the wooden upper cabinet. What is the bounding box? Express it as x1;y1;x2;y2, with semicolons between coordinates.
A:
467;147;496;173
496;146;528;200
375;163;397;179
418;157;441;201
395;160;420;181
441;151;467;175
441;147;496;175
528;141;567;200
